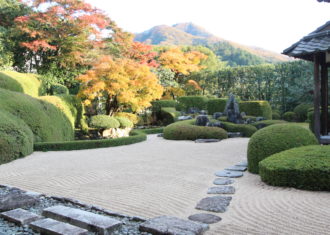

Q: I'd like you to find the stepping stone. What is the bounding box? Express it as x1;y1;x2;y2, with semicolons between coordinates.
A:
207;186;235;194
213;178;234;185
225;166;247;171
139;216;209;235
228;132;243;138
157;133;163;137
215;170;243;178
195;196;232;213
0;191;39;212
235;160;248;167
42;205;122;235
30;218;88;235
1;208;41;225
188;213;222;224
195;139;220;143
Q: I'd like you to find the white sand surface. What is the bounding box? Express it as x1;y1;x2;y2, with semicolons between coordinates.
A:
0;135;329;234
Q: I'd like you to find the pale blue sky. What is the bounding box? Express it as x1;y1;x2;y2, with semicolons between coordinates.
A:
86;0;329;53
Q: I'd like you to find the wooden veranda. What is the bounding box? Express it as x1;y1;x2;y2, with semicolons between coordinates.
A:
283;21;330;144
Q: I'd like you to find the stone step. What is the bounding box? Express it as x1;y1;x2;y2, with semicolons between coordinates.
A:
30;218;88;235
42;205;122;235
0;208;41;225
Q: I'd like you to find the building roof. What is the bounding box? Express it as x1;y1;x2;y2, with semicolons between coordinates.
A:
282;21;330;61
317;0;330;2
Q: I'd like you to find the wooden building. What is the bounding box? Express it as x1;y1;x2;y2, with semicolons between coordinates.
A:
283;21;330;143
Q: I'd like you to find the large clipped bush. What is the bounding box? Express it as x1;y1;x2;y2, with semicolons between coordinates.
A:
247;124;318;174
207;98;227;114
163;119;228;141
114;112;139;125
272;110;281;120
50;83;69;95
222;122;257;137
252;120;287;129
115;117;133;128
259;145;330;191
151;100;177;112
0;110;34;164
293;103;312;122
0;71;42;97
283;111;297;122
160;107;181;125
89;115;120;129
239;101;272;120
307;107;330;133
0;88;73;142
177;96;208;111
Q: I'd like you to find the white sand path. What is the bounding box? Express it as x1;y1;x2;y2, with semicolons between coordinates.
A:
0;135;329;234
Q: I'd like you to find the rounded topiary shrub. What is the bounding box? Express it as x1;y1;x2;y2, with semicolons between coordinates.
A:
272;111;281;120
0;110;34;164
293;103;312;122
164;121;228;141
114;112;139;125
252;120;287;129
115;117;133;128
90;115;120;129
51;83;69;95
222;122;257;137
247;124;318;174
283;111;297;122
259;145;330;191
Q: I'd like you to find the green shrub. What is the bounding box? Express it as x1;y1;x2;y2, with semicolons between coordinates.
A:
242;115;257;122
252;120;287;129
114;112;139;125
0;110;34;164
160;107;181;125
307;107;330;133
177;96;208;111
247;124;318;174
293;103;312;122
283;111;297;122
207;98;227;114
239;101;272;120
272;112;281;120
90;115;120;129
259;145;330;191
221;122;257;137
151;100;177;112
51;83;69;95
0;71;41;97
34;130;146;151
0;88;73;142
163;120;228;141
218;116;228;122
115;117;133;128
139;127;164;134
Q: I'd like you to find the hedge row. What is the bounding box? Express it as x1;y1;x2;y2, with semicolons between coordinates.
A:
259;145;330;191
251;120;287;129
221;122;257;137
239;101;272;120
177;96;208;111
34;130;147;151
151;100;177;112
207;98;227;115
160;107;181;125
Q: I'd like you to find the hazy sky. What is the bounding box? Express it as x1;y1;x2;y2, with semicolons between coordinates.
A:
86;0;329;53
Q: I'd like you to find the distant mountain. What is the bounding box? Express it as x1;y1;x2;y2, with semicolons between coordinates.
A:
134;22;290;66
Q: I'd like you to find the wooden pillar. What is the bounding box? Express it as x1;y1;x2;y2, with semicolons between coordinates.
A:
314;54;321;141
321;56;328;135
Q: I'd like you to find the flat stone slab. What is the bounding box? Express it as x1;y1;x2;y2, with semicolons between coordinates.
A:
235;160;248;167
157;133;164;137
30;218;88;235
215;170;243;178
42;205;122;235
195;196;232;213
1;208;41;225
207;186;235;194
228;132;243;138
139;216;208;235
0;191;39;212
225;166;247;171
188;213;221;224
213;178;234;185
195;139;220;143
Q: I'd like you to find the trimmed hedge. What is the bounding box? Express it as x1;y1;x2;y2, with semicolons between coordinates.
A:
307;107;330;133
259;145;330;191
115;117;133;128
151;100;177;112
138;127;164;134
283;111;297;122
163;119;228;140
114;112;139;125
0;88;73;142
221;122;257;137
252;120;287;129
293;103;312;122
51;83;69;95
0;110;34;164
34;130;147;151
0;70;42;97
272;112;281;120
89;115;120;129
207;98;227;115
247;124;318;174
160;107;181;125
177;96;208;111
239;101;272;120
